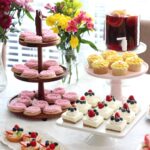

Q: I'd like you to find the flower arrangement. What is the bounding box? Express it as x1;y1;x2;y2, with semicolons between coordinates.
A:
45;0;98;83
0;0;34;43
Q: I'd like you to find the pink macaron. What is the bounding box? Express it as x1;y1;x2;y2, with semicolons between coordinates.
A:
32;99;48;109
43;60;59;69
55;99;71;109
52;87;65;95
42;33;59;43
16;96;32;106
45;93;61;104
48;65;64;75
43;105;62;115
24;35;42;43
19;90;35;99
39;70;56;79
25;59;38;69
8;102;27;113
63;92;78;102
19;31;36;40
23;106;41;116
11;64;29;74
21;69;39;79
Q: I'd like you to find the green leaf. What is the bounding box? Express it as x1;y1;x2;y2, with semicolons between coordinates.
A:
80;39;98;51
25;10;34;21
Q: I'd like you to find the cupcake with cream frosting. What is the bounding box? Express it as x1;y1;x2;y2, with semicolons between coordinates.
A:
106;55;123;68
87;54;103;68
111;60;129;76
101;50;117;59
92;59;109;74
122;52;137;61
125;56;143;72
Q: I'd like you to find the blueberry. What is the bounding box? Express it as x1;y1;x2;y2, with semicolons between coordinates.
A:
45;140;49;146
92;93;95;96
93;109;97;112
110;116;114;120
76;100;80;103
105;104;107;107
96;112;99;115
12;128;16;131
127;110;130;113
54;142;58;146
29;132;31;134
27;143;30;147
135;101;137;104
122;109;125;112
74;108;77;111
84;92;88;96
115;118;120;122
127;100;130;103
120;118;123;121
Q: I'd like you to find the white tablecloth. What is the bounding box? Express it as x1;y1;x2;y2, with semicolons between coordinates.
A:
0;70;150;150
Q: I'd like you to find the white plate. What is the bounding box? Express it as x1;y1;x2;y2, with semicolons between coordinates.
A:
56;109;146;138
0;129;66;150
136;142;144;150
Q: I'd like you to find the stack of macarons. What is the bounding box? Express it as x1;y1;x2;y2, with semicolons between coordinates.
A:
19;29;59;43
8;87;78;117
11;59;64;79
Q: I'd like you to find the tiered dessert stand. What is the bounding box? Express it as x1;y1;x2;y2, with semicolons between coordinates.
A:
56;43;149;146
9;10;68;120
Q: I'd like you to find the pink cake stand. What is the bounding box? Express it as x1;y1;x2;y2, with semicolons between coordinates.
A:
86;62;149;101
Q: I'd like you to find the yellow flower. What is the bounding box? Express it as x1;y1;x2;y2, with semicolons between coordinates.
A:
70;35;79;49
52;27;59;33
58;15;71;29
46;15;56;26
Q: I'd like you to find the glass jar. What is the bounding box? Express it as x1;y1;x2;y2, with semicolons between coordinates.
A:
105;10;140;51
0;42;7;92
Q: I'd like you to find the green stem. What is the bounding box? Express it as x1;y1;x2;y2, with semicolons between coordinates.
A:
68;63;72;84
76;63;78;82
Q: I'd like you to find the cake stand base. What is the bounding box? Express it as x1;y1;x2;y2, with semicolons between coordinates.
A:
85;134;117;148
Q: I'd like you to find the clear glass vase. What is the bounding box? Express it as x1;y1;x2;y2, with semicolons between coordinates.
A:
0;42;7;92
60;49;79;84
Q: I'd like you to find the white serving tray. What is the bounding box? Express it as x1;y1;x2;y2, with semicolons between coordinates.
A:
56;109;146;138
0;130;66;150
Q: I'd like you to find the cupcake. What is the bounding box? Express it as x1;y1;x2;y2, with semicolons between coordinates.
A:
111;60;129;76
101;50;117;59
125;56;143;72
92;59;109;74
106;55;123;68
87;54;103;68
122;52;137;61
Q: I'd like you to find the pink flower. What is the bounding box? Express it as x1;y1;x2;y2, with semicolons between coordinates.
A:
0;0;11;12
66;20;78;33
74;11;86;24
86;22;94;30
25;4;34;12
0;14;12;29
45;3;56;13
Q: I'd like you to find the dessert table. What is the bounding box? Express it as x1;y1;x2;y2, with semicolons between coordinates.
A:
0;69;150;150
